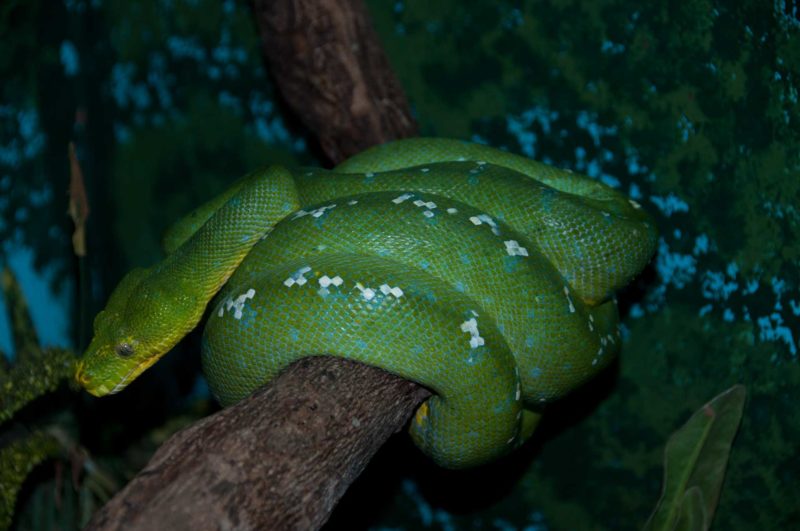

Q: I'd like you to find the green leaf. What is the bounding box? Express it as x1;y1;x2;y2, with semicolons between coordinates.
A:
643;385;746;531
673;487;707;531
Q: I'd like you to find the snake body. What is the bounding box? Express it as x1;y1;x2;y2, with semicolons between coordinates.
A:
76;138;657;469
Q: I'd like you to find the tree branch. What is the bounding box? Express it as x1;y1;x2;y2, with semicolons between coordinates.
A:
252;0;418;164
85;358;430;530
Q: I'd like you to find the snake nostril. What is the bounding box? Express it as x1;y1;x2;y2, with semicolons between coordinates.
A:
75;363;91;387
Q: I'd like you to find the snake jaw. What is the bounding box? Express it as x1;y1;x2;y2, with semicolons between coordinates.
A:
76;353;162;397
107;355;160;394
75;360;115;397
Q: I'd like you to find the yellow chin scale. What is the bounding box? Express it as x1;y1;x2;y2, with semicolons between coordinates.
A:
75;354;162;397
415;401;430;425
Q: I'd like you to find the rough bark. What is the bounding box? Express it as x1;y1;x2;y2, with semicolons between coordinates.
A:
252;0;419;164
85;357;432;530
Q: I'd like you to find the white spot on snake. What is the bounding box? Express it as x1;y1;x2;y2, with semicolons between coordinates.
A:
460;317;485;349
507;436;515;444
355;282;376;301
319;275;344;288
379;284;404;298
456;156;467;161
504;240;529;257
392;193;414;204
423;210;434;218
312;204;336;218
447;207;458;214
420;167;430;173
629;199;642;209
347;199;358;205
218;288;256;319
468;214;501;235
563;286;576;313
413;199;437;209
284;266;312;287
292;204;336;220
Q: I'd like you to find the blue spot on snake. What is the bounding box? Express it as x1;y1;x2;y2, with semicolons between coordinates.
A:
504;256;522;272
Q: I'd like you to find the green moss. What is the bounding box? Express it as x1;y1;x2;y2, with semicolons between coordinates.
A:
0;348;76;426
0;431;62;530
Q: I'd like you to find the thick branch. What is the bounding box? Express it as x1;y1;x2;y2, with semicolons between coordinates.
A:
253;0;419;163
85;357;431;530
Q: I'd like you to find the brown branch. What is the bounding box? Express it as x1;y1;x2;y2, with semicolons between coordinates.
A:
85;358;431;530
252;0;418;164
68;142;90;257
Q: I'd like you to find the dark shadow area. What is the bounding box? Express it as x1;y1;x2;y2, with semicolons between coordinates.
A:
326;359;620;529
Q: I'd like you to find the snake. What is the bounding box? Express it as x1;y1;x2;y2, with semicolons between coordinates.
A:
75;137;657;469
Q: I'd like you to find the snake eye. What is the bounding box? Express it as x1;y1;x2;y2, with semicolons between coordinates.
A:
115;343;135;357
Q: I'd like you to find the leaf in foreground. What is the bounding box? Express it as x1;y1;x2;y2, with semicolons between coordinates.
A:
643;384;746;531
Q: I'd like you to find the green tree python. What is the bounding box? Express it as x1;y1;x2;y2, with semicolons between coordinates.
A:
75;138;657;469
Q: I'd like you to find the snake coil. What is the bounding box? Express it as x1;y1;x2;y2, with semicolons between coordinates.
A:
77;138;656;469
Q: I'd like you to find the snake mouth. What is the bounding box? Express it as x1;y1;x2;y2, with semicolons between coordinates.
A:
75;356;160;397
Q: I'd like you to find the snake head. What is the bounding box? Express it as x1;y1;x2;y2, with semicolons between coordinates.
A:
75;267;200;397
